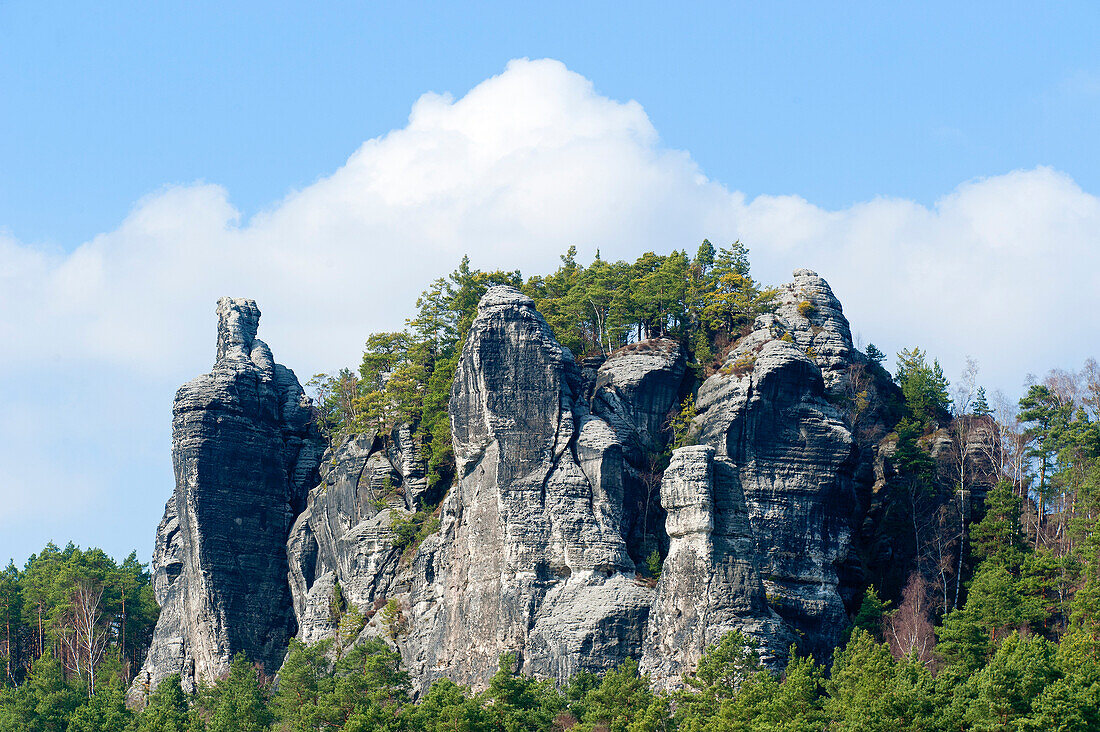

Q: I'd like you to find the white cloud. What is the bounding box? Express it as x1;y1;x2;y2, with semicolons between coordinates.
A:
2;57;1100;558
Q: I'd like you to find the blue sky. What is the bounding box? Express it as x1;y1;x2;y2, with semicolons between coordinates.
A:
4;2;1097;247
2;3;1099;565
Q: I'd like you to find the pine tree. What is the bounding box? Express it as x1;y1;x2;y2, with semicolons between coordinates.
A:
1019;384;1067;531
894;347;951;428
208;654;272;732
971;481;1028;572
865;343;886;365
973;386;992;416
133;675;197;732
67;680;133;732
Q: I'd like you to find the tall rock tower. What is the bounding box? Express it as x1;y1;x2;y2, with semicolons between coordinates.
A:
129;298;324;701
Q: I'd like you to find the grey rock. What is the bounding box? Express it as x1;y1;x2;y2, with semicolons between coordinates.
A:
591;339;687;569
640;446;791;689
678;273;871;662
129;298;324;702
401;286;652;691
133;270;914;697
286;428;428;647
593;338;687;465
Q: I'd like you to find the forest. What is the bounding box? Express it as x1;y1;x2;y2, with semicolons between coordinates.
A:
3;245;1100;730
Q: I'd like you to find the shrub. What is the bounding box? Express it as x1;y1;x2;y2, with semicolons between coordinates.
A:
722;352;756;377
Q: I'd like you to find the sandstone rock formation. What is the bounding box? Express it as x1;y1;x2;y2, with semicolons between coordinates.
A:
130;298;324;700
640;445;791;688
664;270;889;663
592;339;687;570
400;287;653;689
287;427;427;646
137;269;911;698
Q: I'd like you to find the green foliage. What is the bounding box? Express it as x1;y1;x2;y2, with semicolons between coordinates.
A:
938;563;1048;673
1019;383;1069;514
845;586;889;643
309;243;777;496
823;629;898;731
337;605;366;651
403;677;487;731
7;652;84;732
645;550;663;581
485;653;565;732
972;386;992;417
864;342;886;365
207;653;272;732
971;481;1029;572
676;630;763;726
389;506;440;557
318;639;410;731
380;599;407;641
668;394;697;449
894;347;951;428
571;657;666;732
133;675;200;732
953;632;1060;731
0;542;157;701
330;578;346;623
67;680;133;732
717;652;825;732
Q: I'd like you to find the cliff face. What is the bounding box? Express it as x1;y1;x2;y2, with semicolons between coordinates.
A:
400;287;653;688
137;269;903;697
642;270;902;680
591;339;687;571
639;445;791;687
130;298;324;700
286;427;426;646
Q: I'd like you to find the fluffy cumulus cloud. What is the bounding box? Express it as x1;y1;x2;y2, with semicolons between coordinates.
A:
3;57;1100;559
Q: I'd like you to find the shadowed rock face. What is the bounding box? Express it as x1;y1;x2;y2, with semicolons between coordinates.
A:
401;287;653;690
130;298;323;701
680;270;876;662
592;339;687;570
287;427;427;646
640;445;791;688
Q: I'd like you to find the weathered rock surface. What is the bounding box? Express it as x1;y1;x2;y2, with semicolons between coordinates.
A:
674;270;883;662
592;339;687;569
640;446;791;688
593;339;687;465
287;427;427;645
135;269;914;697
401;287;653;690
130;298;324;701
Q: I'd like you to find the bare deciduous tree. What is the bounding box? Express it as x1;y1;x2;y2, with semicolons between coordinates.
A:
887;572;936;666
61;580;110;697
947;357;994;608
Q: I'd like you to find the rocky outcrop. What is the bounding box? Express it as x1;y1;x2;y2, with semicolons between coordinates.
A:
401;287;653;690
640;446;791;688
287;427;427;645
134;268;912;697
592;339;687;570
666;270;886;662
593;339;687;465
130;298;324;701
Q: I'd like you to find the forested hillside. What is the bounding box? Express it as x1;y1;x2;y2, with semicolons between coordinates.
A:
4;244;1100;730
